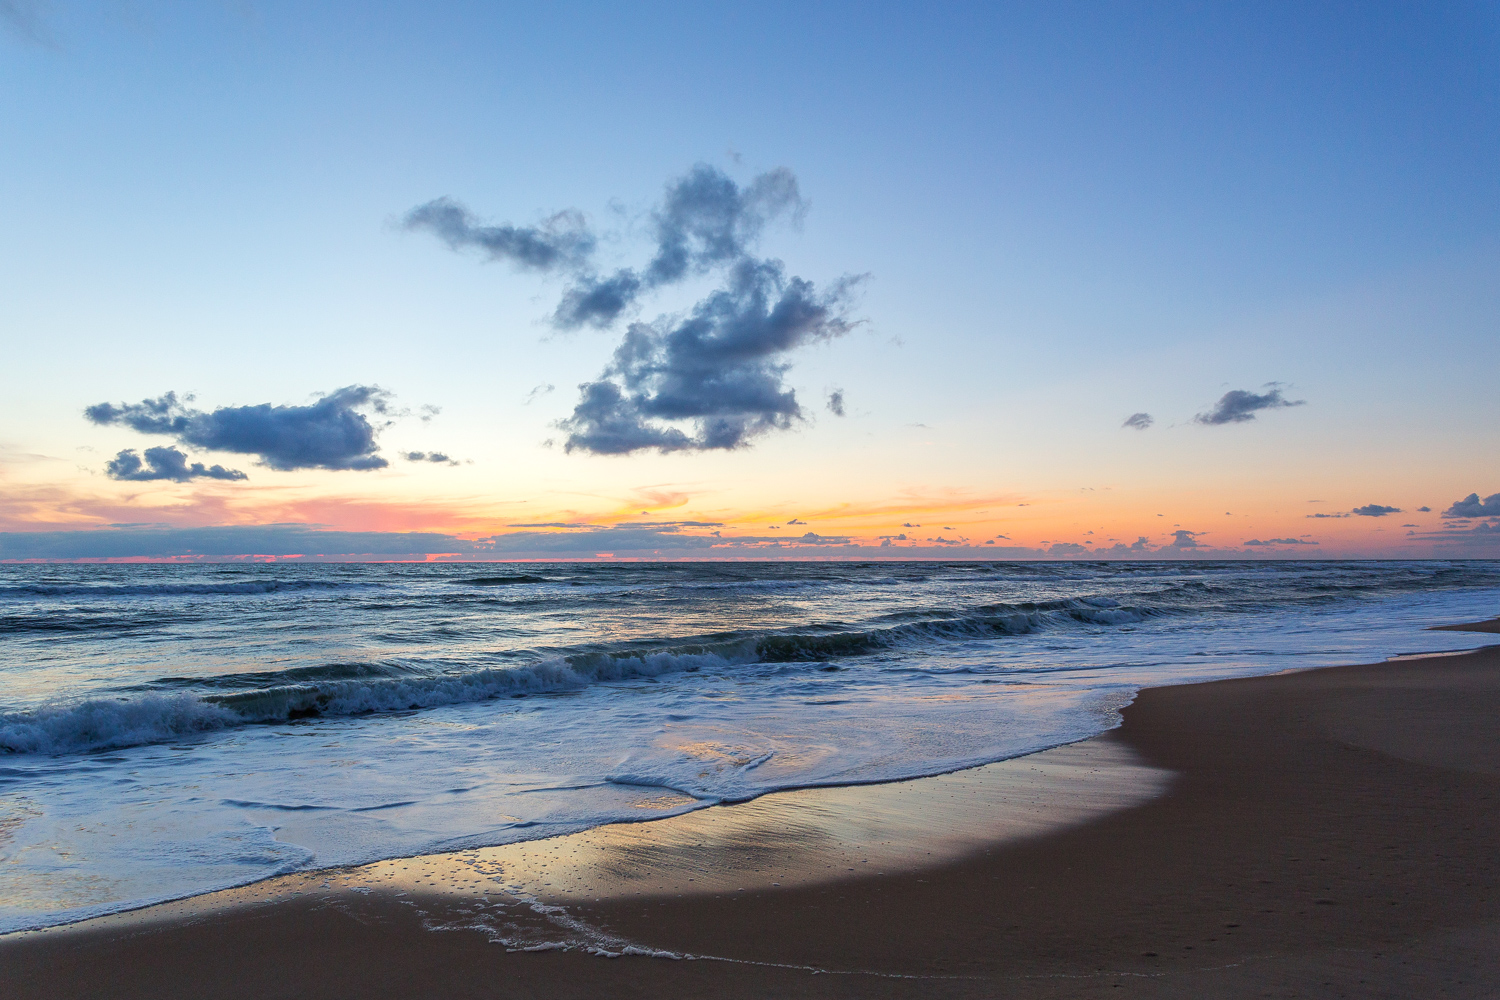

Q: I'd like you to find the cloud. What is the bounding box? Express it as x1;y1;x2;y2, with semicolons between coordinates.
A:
559;260;861;454
1307;512;1348;519
644;164;804;286
404;451;459;466
104;447;247;483
410;165;856;455
1443;493;1500;518
410;164;806;333
1352;504;1401;517
552;269;645;329
1243;537;1319;546
1121;412;1153;430
903;523;920;527
1416;506;1432;512
1194;385;1305;425
403;199;595;272
1047;542;1087;555
86;386;393;471
786;518;806;525
1167;529;1201;548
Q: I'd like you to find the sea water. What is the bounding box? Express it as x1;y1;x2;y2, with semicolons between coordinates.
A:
1;559;1497;932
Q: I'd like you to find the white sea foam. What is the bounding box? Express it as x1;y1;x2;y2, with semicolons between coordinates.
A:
0;694;238;754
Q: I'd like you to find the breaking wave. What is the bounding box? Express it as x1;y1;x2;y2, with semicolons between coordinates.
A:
0;596;1164;756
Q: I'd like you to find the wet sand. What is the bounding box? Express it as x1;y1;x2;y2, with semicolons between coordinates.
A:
1429;616;1500;634
5;641;1500;998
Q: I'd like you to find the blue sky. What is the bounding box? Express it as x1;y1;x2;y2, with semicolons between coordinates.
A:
3;1;1498;559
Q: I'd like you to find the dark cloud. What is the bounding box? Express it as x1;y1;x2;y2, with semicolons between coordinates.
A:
644;164;803;286
1194;385;1305;425
1307;512;1349;519
1167;529;1201;548
105;447;247;483
1443;492;1500;518
411;164;805;333
1417;506;1432;512
403;199;595;272
1122;412;1153;430
1244;537;1319;546
86;386;392;471
1047;542;1087;555
787;518;806;525
404;451;459;466
1352;504;1401;517
552;269;645;329
560;261;861;454
409;165;855;455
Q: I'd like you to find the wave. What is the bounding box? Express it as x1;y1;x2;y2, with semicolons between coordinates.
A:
0;694;238;754
0;596;1172;757
458;575;548;586
0;648;749;756
0;580;368;599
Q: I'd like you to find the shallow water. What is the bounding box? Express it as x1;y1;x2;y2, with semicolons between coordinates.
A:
1;559;1497;932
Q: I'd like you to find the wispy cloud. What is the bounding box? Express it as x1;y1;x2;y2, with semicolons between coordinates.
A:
1194;384;1304;425
1121;412;1153;430
404;451;460;467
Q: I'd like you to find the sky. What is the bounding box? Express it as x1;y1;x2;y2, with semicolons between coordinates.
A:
2;0;1499;561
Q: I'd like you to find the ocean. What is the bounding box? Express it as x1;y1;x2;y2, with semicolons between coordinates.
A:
2;559;1498;933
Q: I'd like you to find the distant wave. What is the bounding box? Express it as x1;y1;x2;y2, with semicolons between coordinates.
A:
458;575;548;586
0;580;369;599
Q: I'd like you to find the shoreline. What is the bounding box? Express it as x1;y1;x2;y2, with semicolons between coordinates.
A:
6;635;1500;996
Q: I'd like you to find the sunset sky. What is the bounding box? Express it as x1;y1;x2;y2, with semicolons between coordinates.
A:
3;2;1498;560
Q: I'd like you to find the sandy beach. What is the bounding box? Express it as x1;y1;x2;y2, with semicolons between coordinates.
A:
6;638;1500;998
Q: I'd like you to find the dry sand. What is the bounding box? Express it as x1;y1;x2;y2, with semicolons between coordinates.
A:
5;639;1500;998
